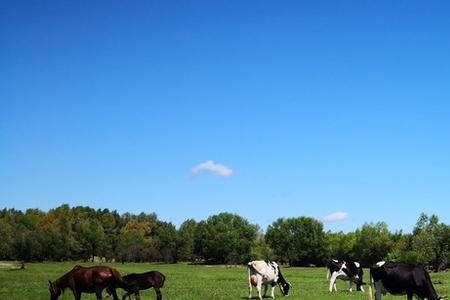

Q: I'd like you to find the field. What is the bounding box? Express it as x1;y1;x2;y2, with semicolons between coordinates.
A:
0;262;448;300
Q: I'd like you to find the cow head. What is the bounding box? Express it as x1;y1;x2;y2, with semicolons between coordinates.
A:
276;266;291;296
278;280;291;296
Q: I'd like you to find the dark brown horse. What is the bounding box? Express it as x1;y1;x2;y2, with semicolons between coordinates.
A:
49;265;130;300
107;271;165;300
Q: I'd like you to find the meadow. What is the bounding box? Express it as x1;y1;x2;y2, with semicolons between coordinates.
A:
0;262;448;300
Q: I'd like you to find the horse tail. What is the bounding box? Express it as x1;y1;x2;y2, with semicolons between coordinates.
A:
158;271;166;288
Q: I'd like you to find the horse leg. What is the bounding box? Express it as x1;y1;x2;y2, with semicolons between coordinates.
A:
95;287;103;299
73;290;82;300
109;287;119;300
155;288;162;300
122;291;135;300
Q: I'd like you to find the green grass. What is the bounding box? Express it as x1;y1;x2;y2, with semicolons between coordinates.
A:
0;262;448;299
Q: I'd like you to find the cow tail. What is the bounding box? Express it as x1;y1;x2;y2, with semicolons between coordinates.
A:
247;262;252;286
368;270;374;300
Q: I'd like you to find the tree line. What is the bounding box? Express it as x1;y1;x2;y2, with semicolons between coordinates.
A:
0;205;449;271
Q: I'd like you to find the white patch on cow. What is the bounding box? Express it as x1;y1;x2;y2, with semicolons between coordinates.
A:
376;261;386;267
332;259;338;263
354;262;360;268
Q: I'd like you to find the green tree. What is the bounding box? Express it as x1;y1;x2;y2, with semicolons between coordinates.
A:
77;219;106;261
154;221;178;263
251;227;274;260
116;219;152;262
194;213;257;264
327;231;356;261
266;217;328;266
177;219;197;262
99;209;120;261
412;213;450;271
0;218;13;259
352;222;393;265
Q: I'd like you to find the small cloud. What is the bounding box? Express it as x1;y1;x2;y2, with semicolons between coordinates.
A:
191;160;233;177
323;211;349;222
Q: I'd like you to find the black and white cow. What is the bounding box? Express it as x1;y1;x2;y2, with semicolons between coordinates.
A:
327;259;364;292
247;260;291;299
369;261;446;300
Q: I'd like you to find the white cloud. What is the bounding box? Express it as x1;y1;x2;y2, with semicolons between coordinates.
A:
191;160;233;177
322;211;349;222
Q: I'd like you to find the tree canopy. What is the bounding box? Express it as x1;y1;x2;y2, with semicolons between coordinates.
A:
0;206;448;270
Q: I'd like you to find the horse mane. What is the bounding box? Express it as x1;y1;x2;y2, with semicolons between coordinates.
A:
54;266;81;293
72;265;83;270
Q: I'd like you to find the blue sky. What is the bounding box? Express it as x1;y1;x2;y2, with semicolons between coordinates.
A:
1;1;450;232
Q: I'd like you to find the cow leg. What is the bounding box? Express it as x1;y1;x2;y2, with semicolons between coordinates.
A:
257;280;263;300
263;284;268;298
406;293;413;300
270;284;276;299
135;291;141;300
155;287;162;300
374;280;383;300
349;280;353;292
329;273;337;292
248;282;253;299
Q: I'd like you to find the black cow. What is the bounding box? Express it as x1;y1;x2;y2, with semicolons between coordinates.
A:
327;259;364;292
369;261;445;300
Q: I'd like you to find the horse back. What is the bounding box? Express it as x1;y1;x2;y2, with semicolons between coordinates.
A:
124;271;166;290
70;266;120;291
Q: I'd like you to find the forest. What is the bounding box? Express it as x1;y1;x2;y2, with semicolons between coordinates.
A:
0;205;448;271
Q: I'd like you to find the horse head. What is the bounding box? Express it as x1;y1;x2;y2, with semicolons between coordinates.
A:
48;280;61;300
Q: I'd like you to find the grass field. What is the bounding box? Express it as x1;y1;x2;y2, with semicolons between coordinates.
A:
0;262;448;300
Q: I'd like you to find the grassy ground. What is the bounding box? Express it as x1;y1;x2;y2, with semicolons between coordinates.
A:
0;262;448;299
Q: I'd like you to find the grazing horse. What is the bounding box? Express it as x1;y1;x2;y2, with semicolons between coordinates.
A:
49;265;130;300
107;271;165;300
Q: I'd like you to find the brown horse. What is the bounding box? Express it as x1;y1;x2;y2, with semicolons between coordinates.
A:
107;271;165;300
48;265;130;300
